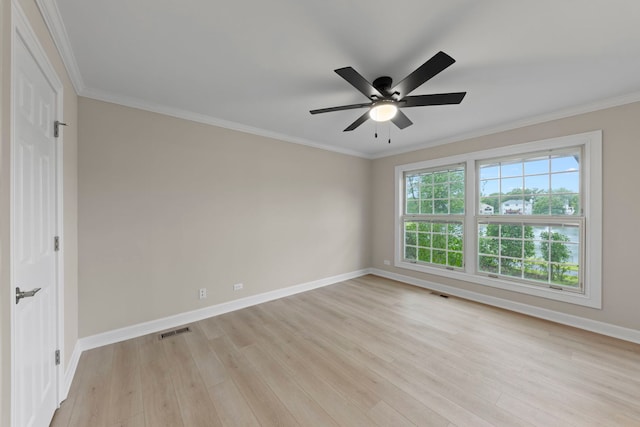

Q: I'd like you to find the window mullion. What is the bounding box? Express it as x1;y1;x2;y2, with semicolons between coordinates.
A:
465;159;476;274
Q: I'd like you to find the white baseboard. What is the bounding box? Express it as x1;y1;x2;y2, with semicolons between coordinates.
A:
79;268;371;351
370;268;640;345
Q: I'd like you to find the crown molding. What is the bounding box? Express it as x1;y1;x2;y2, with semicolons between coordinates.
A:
80;87;371;159
371;90;640;159
35;0;84;93
83;85;640;161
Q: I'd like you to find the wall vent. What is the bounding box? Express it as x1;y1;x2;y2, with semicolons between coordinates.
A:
159;326;191;340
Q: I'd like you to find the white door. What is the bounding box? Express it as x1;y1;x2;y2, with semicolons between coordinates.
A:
12;30;59;427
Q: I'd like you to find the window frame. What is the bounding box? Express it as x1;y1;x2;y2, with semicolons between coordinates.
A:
402;164;466;271
475;147;584;292
394;131;602;308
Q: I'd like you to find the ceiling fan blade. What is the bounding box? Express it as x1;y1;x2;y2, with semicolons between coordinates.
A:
391;51;456;98
335;67;383;99
344;111;370;131
310;102;371;115
402;92;467;107
391;110;413;129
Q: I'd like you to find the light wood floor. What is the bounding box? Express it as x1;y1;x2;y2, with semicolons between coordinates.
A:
51;275;640;427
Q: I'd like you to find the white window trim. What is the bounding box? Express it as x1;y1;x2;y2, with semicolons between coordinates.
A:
394;131;602;308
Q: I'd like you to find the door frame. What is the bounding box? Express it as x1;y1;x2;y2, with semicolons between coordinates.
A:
10;1;65;425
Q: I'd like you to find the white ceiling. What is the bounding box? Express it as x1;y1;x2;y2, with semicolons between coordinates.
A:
43;0;640;158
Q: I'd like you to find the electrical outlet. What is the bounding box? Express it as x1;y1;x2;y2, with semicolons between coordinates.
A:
199;288;207;299
233;283;243;291
383;260;391;265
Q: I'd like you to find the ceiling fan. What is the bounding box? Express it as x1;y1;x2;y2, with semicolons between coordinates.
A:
310;51;466;132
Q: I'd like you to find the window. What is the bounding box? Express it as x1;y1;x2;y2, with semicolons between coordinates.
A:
395;131;602;308
477;149;583;292
403;165;464;269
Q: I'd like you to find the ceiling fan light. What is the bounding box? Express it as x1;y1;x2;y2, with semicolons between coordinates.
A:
369;102;398;122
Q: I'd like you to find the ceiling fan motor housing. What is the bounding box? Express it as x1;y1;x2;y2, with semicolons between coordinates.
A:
372;76;393;96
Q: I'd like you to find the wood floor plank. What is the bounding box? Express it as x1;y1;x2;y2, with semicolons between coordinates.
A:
368;400;416;427
107;339;143;425
516;366;640;425
163;334;223;427
208;334;300;427
183;323;227;388
138;334;185;427
258;303;382;410
271;289;518;427
67;346;115;427
56;275;640;427
247;308;384;427
260;298;453;426
307;332;490;427
241;343;340;427
496;392;579;427
107;412;145;427
198;316;225;340
207;378;261;427
214;311;259;349
290;290;511;423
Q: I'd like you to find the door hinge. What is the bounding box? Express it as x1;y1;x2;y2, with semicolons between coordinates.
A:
54;236;60;252
54;120;67;138
55;350;61;366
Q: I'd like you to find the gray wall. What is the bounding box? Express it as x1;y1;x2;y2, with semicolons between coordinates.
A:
78;97;372;336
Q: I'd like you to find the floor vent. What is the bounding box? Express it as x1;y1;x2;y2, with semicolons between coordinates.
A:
159;326;191;340
431;291;449;298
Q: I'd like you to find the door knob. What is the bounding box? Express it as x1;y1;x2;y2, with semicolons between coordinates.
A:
15;287;42;304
